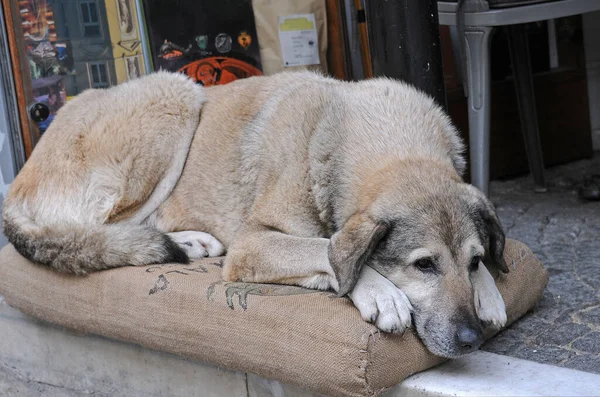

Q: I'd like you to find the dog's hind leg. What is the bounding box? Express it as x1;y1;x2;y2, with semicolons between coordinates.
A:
167;231;225;259
2;72;207;274
472;264;507;328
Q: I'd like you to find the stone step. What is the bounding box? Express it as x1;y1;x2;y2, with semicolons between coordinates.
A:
2;296;600;397
0;297;248;397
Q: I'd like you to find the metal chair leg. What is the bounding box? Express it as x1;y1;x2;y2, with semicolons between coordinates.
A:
464;25;494;196
507;24;548;193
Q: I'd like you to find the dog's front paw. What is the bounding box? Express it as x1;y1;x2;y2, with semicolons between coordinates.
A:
167;231;225;259
473;264;507;328
349;266;413;334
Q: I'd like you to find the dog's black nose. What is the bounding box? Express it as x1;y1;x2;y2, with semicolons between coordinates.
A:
456;325;483;352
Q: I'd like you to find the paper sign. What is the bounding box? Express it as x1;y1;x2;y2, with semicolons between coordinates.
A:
278;14;320;67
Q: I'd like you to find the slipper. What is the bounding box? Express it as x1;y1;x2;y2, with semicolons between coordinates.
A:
578;174;600;201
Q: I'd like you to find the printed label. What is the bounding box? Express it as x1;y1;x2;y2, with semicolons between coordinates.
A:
278;14;320;67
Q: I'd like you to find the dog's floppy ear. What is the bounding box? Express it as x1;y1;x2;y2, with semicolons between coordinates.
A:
328;213;390;296
465;185;509;274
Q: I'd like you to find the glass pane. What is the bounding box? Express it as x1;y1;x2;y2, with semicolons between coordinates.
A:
84;25;101;37
90;64;99;83
98;64;107;83
12;0;150;140
89;2;98;23
80;3;90;24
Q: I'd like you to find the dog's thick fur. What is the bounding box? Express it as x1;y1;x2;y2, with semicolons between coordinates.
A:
3;71;509;358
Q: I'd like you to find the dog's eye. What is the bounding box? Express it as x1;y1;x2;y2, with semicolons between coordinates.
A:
469;256;481;272
414;258;436;273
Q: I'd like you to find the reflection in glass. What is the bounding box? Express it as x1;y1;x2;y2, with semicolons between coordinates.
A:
16;0;147;133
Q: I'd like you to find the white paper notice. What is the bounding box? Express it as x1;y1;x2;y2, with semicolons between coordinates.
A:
278;14;320;68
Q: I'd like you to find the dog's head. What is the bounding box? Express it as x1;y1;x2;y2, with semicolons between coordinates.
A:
329;169;508;358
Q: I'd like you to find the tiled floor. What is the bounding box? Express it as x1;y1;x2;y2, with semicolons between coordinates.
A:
482;152;600;374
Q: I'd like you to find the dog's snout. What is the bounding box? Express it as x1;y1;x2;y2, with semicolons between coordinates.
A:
455;325;483;352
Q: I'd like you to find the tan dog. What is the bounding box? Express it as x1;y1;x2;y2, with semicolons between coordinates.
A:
2;71;508;358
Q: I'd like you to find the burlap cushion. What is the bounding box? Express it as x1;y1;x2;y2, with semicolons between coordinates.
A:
0;239;547;397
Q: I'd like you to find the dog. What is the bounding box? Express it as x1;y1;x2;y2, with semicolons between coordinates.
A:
2;71;508;358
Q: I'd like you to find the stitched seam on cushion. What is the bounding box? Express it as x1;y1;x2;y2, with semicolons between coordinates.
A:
361;330;376;396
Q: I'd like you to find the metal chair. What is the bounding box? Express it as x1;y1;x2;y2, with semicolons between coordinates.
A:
438;0;600;195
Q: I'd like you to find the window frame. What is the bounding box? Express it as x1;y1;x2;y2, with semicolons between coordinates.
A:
86;62;111;88
78;0;103;38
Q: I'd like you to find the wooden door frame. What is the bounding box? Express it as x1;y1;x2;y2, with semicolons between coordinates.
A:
2;0;39;158
326;0;351;80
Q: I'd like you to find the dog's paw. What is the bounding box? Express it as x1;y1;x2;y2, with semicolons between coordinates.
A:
349;266;413;334
167;231;225;259
473;264;507;328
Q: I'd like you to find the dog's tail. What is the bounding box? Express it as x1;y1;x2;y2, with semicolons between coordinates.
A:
2;211;188;275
